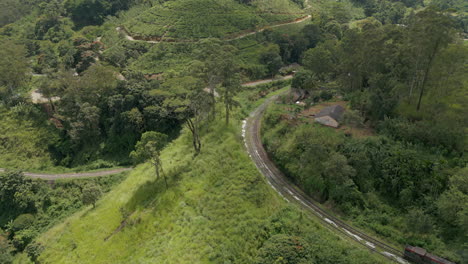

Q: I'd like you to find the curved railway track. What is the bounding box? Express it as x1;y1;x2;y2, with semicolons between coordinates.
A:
242;93;409;264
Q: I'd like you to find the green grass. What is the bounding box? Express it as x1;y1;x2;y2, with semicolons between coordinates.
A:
29;106;390;263
123;0;304;39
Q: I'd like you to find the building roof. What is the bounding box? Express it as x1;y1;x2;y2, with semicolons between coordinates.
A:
315;105;345;121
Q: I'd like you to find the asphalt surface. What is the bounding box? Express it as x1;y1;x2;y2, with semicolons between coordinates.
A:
242;92;409;264
0;168;132;180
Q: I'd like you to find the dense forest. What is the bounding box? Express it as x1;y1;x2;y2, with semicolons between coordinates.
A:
0;0;466;263
262;6;467;264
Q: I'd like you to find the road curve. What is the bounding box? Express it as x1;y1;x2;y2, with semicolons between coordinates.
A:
0;168;132;180
242;92;408;264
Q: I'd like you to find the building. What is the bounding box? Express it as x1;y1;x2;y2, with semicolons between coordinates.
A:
314;105;345;128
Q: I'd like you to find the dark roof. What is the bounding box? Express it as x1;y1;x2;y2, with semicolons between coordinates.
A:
315;105;345;121
406;246;427;256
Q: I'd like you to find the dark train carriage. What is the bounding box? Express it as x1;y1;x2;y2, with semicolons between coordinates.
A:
404;246;456;264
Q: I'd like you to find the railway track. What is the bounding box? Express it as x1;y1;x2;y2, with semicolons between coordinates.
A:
242;93;409;264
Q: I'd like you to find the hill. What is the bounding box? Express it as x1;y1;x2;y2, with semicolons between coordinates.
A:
28;106;390;263
122;0;305;40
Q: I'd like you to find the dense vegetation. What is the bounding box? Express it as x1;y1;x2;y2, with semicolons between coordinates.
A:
123;0;304;39
0;0;466;262
0;171;126;262
261;6;467;263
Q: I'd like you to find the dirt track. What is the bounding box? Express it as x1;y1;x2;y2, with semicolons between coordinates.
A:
0;168;132;180
117;15;311;44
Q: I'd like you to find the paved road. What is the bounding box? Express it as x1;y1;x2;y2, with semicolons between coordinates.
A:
242;92;408;264
0;168;132;180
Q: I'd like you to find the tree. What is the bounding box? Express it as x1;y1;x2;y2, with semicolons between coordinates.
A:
437;168;468;237
216;45;242;124
291;70;319;99
322;153;357;202
130;131;169;188
260;45;283;77
405;7;456;111
0;171;36;215
81;184;102;208
0;40;29;104
161;76;209;154
220;73;241;124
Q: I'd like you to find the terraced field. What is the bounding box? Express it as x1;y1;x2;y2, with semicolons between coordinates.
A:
123;0;305;40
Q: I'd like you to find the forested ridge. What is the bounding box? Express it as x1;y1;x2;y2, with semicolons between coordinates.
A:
0;0;466;263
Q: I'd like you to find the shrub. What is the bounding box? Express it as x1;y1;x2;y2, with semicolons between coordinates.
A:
12;214;35;232
343;109;365;128
25;242;44;263
319;90;333;101
255;234;312;264
81;184;102;208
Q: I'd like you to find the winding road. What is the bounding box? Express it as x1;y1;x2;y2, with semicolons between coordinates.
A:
242;92;409;264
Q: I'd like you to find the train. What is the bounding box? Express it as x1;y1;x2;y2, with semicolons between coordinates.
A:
404;245;456;264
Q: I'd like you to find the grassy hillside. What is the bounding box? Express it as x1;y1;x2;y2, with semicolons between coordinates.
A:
28;105;390;263
123;0;305;39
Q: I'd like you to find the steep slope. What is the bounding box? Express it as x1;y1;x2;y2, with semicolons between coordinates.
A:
32;112;390;263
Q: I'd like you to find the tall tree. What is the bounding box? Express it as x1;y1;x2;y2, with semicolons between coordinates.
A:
220;73;241;124
0;41;29;104
160;76;209;154
130;131;169;188
405;7;455;110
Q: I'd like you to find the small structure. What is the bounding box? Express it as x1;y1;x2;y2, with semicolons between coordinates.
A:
314;105;345;128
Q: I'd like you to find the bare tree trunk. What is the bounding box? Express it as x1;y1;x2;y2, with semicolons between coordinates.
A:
225;103;229;125
416;40;440;111
186;118;201;154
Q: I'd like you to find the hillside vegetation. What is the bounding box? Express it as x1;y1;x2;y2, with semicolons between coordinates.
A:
261;6;467;263
31;115;389;264
123;0;305;40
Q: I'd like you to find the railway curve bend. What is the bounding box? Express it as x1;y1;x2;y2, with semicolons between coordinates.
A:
242;92;409;264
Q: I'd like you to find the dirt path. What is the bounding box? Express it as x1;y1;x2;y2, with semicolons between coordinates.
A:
242;92;408;264
228;15;311;41
242;74;293;87
0;168;132;180
117;15;311;44
4;75;291;180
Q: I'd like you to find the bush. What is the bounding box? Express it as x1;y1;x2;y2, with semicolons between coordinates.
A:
319;90;333;101
25;242;44;263
255;234;312;264
343;109;365;128
12;214;35;232
81;184;102;208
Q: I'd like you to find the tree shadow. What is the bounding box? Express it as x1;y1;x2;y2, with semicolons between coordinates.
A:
124;164;188;213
